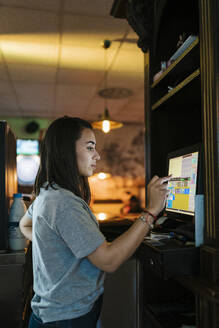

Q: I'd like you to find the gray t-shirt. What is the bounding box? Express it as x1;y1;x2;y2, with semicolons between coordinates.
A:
27;184;106;323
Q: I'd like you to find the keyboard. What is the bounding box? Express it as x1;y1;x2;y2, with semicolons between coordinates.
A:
153;217;184;233
174;223;195;240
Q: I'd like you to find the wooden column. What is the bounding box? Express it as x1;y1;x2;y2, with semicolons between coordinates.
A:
196;0;219;326
199;0;219;283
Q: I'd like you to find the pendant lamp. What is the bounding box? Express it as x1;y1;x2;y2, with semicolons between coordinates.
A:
92;40;123;133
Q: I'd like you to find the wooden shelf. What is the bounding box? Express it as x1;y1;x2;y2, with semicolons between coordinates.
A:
152;37;199;88
177;276;219;303
152;68;200;110
144;302;196;328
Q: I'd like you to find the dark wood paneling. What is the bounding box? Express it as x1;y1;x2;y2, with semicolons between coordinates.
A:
113;0;219;325
199;0;219;283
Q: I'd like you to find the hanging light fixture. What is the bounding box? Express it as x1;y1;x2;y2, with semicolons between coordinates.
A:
92;39;123;133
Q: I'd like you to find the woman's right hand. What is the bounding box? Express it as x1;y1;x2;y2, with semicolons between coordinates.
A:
146;175;172;216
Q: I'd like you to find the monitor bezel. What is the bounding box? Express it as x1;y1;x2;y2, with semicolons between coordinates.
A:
165;143;203;222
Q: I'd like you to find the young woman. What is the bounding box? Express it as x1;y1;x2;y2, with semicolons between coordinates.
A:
20;116;171;328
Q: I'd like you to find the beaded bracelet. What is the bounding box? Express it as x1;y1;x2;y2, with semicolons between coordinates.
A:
138;213;154;229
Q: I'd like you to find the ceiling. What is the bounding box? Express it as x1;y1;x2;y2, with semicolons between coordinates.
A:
0;0;145;125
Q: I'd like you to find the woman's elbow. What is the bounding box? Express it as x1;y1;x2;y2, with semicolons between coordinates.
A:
19;220;24;233
102;263;118;273
96;258;120;273
88;244;120;273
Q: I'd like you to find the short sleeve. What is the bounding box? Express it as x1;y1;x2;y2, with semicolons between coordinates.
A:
56;200;105;259
27;202;34;218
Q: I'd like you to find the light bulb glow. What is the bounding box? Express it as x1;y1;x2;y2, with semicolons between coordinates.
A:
102;120;110;133
97;213;107;221
17;155;40;185
98;172;107;180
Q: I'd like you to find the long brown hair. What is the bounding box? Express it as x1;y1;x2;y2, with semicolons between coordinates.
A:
34;116;93;204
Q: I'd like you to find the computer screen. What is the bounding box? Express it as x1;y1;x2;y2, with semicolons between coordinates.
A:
16;139;39;155
166;144;201;217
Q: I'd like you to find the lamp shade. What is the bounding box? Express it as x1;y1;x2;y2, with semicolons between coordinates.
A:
93;40;124;133
92;108;123;133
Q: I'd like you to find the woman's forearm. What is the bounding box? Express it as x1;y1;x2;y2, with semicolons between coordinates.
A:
106;218;150;271
88;215;152;273
20;226;32;241
89;175;172;273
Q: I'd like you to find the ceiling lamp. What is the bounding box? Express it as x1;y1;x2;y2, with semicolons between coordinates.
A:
92;108;123;133
92;40;123;133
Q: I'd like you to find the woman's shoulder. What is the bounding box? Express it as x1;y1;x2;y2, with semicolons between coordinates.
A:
40;184;87;207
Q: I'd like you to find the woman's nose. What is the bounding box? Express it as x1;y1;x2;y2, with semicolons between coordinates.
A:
94;150;100;161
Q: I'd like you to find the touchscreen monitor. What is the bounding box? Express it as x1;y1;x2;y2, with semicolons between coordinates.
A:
166;144;201;217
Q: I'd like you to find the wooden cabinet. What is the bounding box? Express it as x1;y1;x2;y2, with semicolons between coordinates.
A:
0;252;26;327
100;257;142;328
112;0;219;326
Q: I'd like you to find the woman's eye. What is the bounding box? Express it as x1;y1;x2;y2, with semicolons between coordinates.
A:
87;147;94;151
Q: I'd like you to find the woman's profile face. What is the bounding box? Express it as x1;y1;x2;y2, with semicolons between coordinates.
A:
76;128;100;177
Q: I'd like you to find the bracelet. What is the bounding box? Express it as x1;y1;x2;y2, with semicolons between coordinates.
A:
143;209;157;221
137;214;154;229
